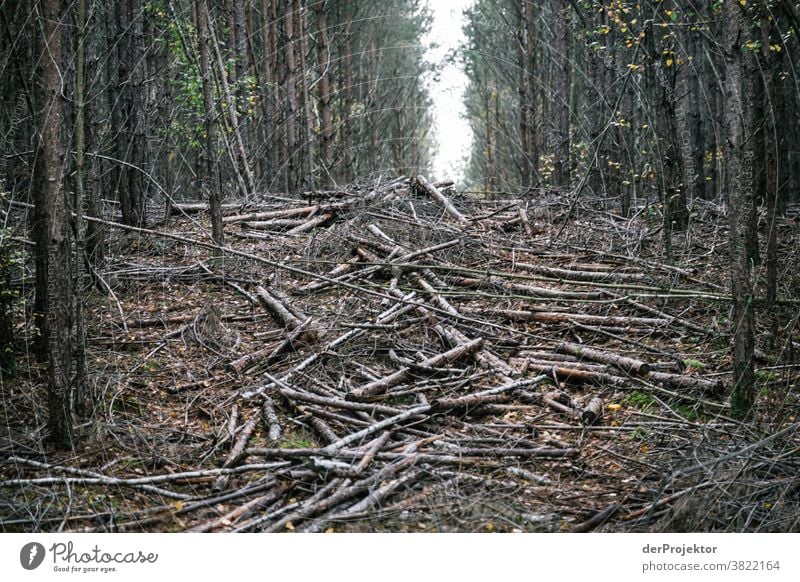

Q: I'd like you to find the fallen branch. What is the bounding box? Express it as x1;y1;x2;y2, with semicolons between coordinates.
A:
414;175;469;224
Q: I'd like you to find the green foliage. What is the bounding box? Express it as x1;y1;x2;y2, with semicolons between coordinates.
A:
674;403;704;422
148;2;215;153
755;369;778;383
279;433;317;449
683;358;707;371
622;390;657;412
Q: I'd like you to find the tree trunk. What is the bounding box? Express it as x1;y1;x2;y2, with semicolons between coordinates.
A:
552;0;571;188
284;0;299;194
126;0;146;226
342;13;354;182
298;1;315;191
208;3;255;198
724;0;757;420
368;33;378;175
313;1;332;182
109;2;131;226
232;0;251;157
525;0;539;185
36;0;74;447
680;19;704;204
73;0;88;415
516;0;532;189
84;0;105;276
195;0;224;253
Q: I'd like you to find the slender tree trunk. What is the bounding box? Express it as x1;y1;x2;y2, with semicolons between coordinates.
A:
36;0;74;447
284;0;299;193
618;29;633;217
368;34;378;175
73;0;88;414
585;7;604;197
759;3;782;342
260;0;279;187
126;0;146;226
724;0;756;420
516;1;531;189
552;0;571;188
680;20;704;204
0;235;13;377
85;0;104;276
313;1;332;182
486;85;496;194
342;13;354;182
109;2;132;227
298;1;315;191
208;3;255;198
525;0;539;185
232;0;251;155
196;0;223;253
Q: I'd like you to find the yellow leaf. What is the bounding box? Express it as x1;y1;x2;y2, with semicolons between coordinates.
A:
607;403;622;411
174;501;184;511
325;528;335;533
666;58;674;67
285;522;295;531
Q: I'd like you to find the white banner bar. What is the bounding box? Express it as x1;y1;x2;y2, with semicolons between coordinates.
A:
2;533;797;581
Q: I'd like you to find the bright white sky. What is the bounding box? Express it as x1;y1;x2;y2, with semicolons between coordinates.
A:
425;0;474;182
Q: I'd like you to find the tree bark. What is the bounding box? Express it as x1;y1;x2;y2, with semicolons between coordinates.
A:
724;0;756;420
313;1;332;182
73;0;89;414
195;0;224;252
516;0;532;188
552;0;571;188
284;0;299;193
36;0;74;447
298;1;315;191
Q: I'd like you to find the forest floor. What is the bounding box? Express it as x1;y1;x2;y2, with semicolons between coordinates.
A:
2;177;800;533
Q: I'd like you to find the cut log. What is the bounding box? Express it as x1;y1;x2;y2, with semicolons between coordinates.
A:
515;263;647;283
482;308;669;328
228;319;313;375
254;286;317;343
286;212;334;235
224;205;317;223
648;371;725;395
414;175;469;224
262;397;282;442
523;363;627;387
557;342;651;376
507;467;553;485
581;397;604;426
347;338;484;400
213;412;261;490
297;239;460;294
432;375;548;411
518;206;534;236
391;283;517;378
624;298;709;336
240;219;308;230
455;277;605;300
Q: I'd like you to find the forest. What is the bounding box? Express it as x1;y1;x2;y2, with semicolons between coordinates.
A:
0;0;799;533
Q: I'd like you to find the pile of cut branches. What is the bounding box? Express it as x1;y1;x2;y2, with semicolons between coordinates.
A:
1;176;798;532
